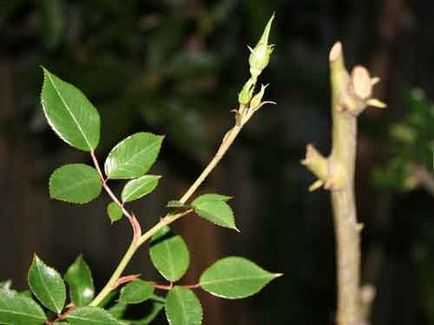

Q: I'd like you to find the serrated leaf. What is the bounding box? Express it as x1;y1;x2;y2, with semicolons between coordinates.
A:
149;226;190;282
0;288;47;325
165;287;202;325
104;132;163;179
66;306;123;324
107;202;123;223
41;68;100;151
199;256;280;299
49;164;102;204
121;175;161;203
64;255;95;306
119;280;154;304
28;255;66;313
191;194;237;230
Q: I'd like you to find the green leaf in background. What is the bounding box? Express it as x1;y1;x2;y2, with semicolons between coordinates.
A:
107;302;127;319
28;255;66;313
107;202;123;223
165;287;202;325
191;194;238;230
104;132;163;179
199;256;281;299
0;288;47;325
119;280;154;304
149;226;190;282
49;164;102;204
121;175;161;203
41;68;100;151
66;306;123;325
133;298;165;324
64;255;95;306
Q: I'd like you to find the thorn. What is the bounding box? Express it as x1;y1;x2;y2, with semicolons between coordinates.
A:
367;98;387;109
371;77;381;86
309;180;324;191
329;42;342;62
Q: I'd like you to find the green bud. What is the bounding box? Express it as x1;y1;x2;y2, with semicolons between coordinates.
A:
250;84;268;109
249;14;275;78
238;79;255;105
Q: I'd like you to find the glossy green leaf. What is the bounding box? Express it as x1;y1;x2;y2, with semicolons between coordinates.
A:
64;255;95;306
121;175;161;203
28;255;66;313
149;226;190;282
41;68;100;151
49;164;102;204
119;280;154;304
191;194;237;230
0;288;47;325
107;202;123;223
66;306;123;325
107;303;127;319
199;256;281;299
104;132;164;179
165;287;202;325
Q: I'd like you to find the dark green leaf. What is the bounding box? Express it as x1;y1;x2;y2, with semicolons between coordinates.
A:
199;256;281;299
121;175;161;203
107;303;127;319
64;255;95;306
119;280;154;304
66;306;123;324
149;226;190;282
133;298;165;324
0;288;46;325
41;68;100;151
49;164;102;204
165;287;202;325
28;255;66;313
107;202;123;223
191;194;237;230
104;132;164;179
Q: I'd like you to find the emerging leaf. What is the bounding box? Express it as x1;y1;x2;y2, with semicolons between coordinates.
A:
28;255;66;313
0;288;47;325
41;68;100;151
149;226;190;282
49;164;102;204
165;287;202;325
107;202;123;224
66;306;123;325
104;132;163;180
191;194;237;230
199;256;281;299
119;280;154;304
121;175;161;203
64;255;95;306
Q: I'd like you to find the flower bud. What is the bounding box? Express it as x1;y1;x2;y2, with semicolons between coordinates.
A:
248;14;275;79
250;84;268;109
238;79;255;105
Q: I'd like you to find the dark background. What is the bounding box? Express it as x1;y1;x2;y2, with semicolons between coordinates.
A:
1;0;433;324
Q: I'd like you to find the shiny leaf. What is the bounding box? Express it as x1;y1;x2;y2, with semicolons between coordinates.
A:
0;288;46;325
165;287;202;325
119;280;154;304
121;175;161;203
64;255;95;306
66;307;123;325
106;202;123;224
191;194;237;230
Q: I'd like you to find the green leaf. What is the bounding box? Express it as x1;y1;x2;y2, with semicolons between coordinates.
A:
107;202;123;223
28;255;66;313
49;164;102;204
199;256;281;299
104;132;164;179
107;303;127;319
165;287;202;325
149;226;190;282
121;175;161;203
66;306;123;324
64;255;95;306
119;280;154;304
191;194;237;230
41;68;100;151
0;288;47;325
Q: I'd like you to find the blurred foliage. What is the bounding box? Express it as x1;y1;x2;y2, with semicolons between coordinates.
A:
373;88;434;191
